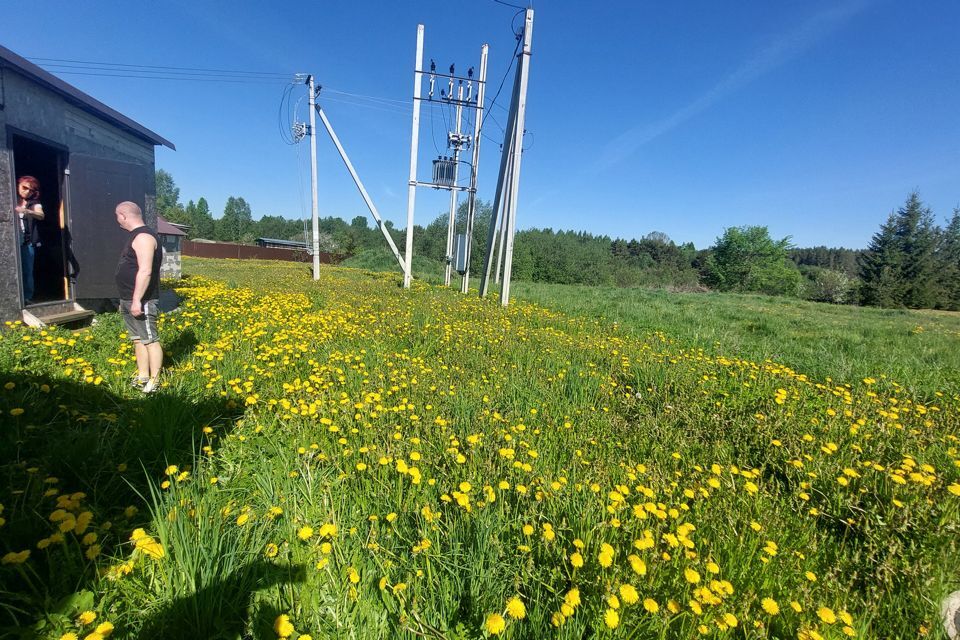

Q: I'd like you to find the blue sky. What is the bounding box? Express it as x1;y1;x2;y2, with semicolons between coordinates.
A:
4;0;959;249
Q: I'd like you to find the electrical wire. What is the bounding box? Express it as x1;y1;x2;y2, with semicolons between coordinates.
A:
429;101;443;155
28;57;290;78
480;17;523;133
40;70;287;84
278;83;298;145
522;129;534;152
323;88;409;107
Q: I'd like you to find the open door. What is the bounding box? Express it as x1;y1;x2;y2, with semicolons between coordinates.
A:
67;154;147;299
11;134;68;305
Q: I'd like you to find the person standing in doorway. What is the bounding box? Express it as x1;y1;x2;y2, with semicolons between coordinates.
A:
114;201;163;393
15;176;44;305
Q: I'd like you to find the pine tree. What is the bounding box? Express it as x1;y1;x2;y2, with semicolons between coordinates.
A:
896;193;939;308
938;207;960;310
859;213;904;307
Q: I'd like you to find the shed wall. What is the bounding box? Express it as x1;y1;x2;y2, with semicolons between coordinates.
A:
0;67;160;321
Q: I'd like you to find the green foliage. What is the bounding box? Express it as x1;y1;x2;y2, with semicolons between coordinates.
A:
790;246;861;278
189;198;215;240
936;208;960;310
216;196;254;243
341;248;444;282
155;169;185;224
859;193;945;309
703;226;802;296
800;266;857;305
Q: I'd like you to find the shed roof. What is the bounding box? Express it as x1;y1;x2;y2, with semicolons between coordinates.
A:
0;45;175;150
157;216;188;236
257;238;308;248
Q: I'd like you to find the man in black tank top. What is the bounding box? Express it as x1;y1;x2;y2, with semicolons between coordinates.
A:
115;201;163;393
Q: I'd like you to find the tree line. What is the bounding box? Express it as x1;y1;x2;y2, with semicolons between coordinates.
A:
155;170;959;310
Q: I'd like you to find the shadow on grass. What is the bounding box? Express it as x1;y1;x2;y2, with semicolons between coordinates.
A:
0;372;242;636
163;328;199;369
137;561;306;640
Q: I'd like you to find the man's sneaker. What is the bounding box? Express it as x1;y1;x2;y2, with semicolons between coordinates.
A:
141;378;160;394
131;376;149;390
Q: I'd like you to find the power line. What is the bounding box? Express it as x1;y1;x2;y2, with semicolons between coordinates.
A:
28;56;289;78
43;69;287;84
480;19;523;133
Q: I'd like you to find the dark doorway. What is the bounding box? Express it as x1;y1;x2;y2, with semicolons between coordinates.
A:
11;134;68;305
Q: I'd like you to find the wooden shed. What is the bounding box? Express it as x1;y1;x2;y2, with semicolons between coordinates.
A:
0;45;174;326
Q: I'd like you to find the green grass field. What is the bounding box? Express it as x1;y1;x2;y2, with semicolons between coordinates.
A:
0;257;957;639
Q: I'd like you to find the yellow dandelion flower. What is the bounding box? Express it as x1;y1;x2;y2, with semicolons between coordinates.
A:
629;554;647;576
619;584;639;605
643;598;659;613
1;550;30;564
485;613;506;635
78;610;97;625
818;607;837;624
273;614;295;638
604;608;619;629
761;597;780;615
598;543;615;568
506;596;526;619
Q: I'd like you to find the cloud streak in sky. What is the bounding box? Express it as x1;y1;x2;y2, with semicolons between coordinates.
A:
592;0;871;174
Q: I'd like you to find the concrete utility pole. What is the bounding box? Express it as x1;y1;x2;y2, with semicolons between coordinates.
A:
479;8;534;306
308;75;321;280
404;25;425;289
444;78;465;287
460;45;489;294
405;25;488;292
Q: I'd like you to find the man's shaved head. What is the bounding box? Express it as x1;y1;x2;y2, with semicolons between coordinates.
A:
116;201;142;219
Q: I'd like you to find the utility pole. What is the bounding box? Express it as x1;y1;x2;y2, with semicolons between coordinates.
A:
404;25;425;289
499;10;534;306
308;75;321;280
405;26;487;292
494;147;514;284
479;8;534;306
444;74;465;287
461;45;489;294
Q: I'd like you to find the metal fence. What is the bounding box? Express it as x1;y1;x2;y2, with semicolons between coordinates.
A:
182;240;342;264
